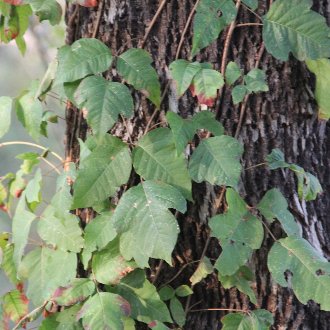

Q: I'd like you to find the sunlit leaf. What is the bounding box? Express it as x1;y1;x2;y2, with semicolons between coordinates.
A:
210;189;263;275
117;48;161;107
112;180;186;267
77;292;130;329
175;285;193;297
28;0;62;25
24;168;42;211
92;238;136;285
16;152;40;174
54;278;95;306
190;257;213;285
12;192;36;266
19;247;77;305
0;96;12;139
1;244;19;285
306;58;330;120
3;289;28;323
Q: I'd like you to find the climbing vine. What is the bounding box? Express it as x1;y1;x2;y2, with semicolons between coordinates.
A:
0;0;329;329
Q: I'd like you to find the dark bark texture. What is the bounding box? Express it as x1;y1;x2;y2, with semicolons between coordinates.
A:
65;1;330;329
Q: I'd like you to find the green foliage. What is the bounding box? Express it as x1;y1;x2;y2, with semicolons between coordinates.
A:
55;38;113;84
112;180;186;267
191;0;237;57
1;1;330;327
263;0;330;61
218;266;257;304
268;236;330;310
306;58;330;119
72;134;132;209
210;189;264;275
133;128;192;200
190;256;213;285
117;48;161;107
189;135;243;187
266;149;323;201
75;75;134;136
0;96;12;138
222;309;274;329
257;189;300;236
77;292;130;329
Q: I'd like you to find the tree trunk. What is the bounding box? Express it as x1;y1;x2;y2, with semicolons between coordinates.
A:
64;1;330;329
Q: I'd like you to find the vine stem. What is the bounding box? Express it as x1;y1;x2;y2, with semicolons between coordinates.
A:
176;0;200;60
240;1;262;21
236;22;263;27
140;0;168;48
261;219;278;242
13;301;48;330
40;157;61;174
188;307;249;314
92;0;104;38
0;141;64;163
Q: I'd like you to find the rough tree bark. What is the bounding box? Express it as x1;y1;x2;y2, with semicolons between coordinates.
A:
64;1;330;329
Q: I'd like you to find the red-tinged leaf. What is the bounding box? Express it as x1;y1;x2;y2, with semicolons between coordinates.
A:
77;0;98;7
4;28;19;41
0;204;8;212
3;290;29;323
3;0;23;5
189;68;224;106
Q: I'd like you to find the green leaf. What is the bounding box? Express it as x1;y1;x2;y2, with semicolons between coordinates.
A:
175;285;193;297
74;75;134;136
169;60;201;96
191;68;224;106
36;58;58;100
218;266;257;305
72;134;132;209
0;96;12;138
109;269;172;323
170;297;186;327
2;289;28;323
112;180;186;267
231;85;248;104
210;189;263;275
38;205;84;253
189;135;243;187
54;278;95;306
222;310;274;330
166;112;196;154
133;128;192;200
55;38;112;84
193;111;224;136
225;61;242;85
25;168;42;211
1;244;19;285
28;0;62;25
12;5;32;54
244;68;269;93
266;148;289;170
242;0;258;10
262;0;330;61
117;48;161;107
12;192;36;266
77;292;130;330
268;236;330;311
257;189;300;236
82;212;117;269
159;286;175;301
92;238;136;285
16;152;40;174
191;0;237;57
306;58;330;119
14;82;44;141
18;247;77;305
290;164;323;201
190;257;213;285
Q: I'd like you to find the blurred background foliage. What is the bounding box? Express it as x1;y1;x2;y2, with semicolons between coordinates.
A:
0;16;66;295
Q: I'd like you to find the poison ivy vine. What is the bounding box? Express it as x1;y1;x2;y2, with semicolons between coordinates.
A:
0;0;329;329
